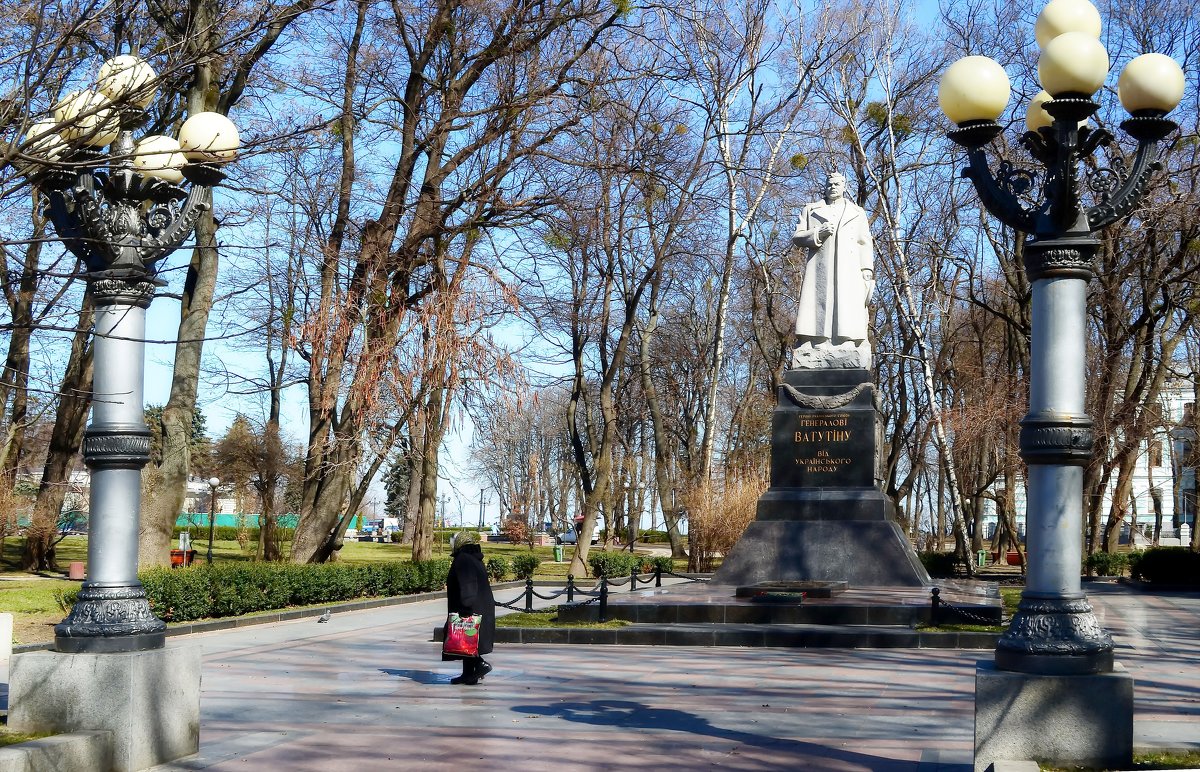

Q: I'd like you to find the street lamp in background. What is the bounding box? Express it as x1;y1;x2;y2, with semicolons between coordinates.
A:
939;0;1183;766
9;52;240;769
206;477;221;564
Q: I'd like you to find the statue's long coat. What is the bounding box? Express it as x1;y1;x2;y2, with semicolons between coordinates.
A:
792;198;874;342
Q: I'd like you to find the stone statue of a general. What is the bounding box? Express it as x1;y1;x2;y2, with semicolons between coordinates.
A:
791;172;875;369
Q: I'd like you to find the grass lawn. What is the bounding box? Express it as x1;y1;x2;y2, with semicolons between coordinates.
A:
1042;749;1200;770
0;729;51;749
496;608;629;629
0;578;79;645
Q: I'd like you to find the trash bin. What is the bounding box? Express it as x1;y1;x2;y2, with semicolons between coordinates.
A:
554;545;564;562
976;549;988;567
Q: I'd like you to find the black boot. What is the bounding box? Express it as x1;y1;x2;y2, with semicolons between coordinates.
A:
476;659;493;680
451;660;473;685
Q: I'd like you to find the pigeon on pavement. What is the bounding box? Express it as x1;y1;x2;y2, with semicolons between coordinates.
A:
317;609;331;623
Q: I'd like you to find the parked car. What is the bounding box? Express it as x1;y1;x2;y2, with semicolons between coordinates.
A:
555;524;601;545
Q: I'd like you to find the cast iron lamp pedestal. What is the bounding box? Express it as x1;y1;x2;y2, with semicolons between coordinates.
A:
18;57;238;654
939;3;1184;767
944;75;1178;680
9;54;240;771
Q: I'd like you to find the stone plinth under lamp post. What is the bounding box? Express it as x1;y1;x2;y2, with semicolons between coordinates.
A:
7;54;240;771
938;0;1184;768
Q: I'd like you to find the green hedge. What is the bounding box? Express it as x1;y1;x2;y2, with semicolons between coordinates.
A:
919;551;960;578
1085;551;1129;576
511;553;541;580
588;551;642;578
643;555;674;574
1130;547;1200;585
486;557;511;582
56;558;452;623
172;525;297;542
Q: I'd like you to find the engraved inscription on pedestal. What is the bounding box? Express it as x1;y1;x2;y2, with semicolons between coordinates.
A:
770;368;877;490
773;408;875;488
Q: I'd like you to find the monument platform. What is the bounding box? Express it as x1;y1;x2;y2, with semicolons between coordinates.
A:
713;367;932;587
559;580;998;626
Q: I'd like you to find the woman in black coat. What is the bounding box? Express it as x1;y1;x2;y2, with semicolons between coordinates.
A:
444;531;495;685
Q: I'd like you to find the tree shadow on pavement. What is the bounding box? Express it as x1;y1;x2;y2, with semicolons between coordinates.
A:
511;698;969;770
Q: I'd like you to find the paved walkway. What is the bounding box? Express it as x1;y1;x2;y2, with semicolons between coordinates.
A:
5;582;1198;770
134;582;1200;771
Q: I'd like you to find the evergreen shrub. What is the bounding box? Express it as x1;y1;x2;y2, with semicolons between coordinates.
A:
56;558;452;622
588;551;641;578
510;553;541;580
918;551;959;578
1129;547;1200;585
486;557;510;582
643;555;674;574
1085;551;1129;576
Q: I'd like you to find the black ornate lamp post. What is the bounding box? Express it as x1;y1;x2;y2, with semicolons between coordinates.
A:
206;476;221;564
19;55;240;653
939;0;1183;678
939;0;1184;766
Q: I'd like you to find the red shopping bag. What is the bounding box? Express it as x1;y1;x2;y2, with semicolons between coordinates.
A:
443;612;480;657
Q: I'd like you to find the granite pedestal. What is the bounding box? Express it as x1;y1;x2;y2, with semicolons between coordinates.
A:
714;368;930;587
7;644;201;772
973;660;1133;771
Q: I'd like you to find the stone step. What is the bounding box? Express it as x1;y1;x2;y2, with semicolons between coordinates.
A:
557;600;1001;626
435;622;1000;649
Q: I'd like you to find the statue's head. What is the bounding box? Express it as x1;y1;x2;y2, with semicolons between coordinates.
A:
823;172;846;202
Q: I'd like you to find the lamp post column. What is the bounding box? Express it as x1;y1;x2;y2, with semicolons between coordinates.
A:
207;478;219;564
996;238;1113;674
54;275;165;653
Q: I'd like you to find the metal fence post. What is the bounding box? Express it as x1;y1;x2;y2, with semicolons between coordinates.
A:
655;565;662;587
930;587;941;626
599;577;608;622
566;575;575;603
525;578;534;613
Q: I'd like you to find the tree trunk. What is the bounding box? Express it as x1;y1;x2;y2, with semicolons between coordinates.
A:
139;204;218;567
0;231;43;483
411;390;448;562
21;294;94;571
638;309;687;559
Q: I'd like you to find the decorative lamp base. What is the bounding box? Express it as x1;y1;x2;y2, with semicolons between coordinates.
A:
995;594;1114;675
54;583;167;653
1121;114;1178;142
182;162;227;186
33;166;76;191
1044;95;1100;123
948;119;1003;148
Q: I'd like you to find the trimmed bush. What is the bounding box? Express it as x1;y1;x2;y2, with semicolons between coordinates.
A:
511;553;541;580
589;551;641;578
919;551;960;578
59;558;452;623
643;555;674;574
1085;551;1129;576
486;557;510;582
1130;547;1200;585
172;525;296;543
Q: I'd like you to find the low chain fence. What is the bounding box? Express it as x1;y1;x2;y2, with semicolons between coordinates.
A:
493;566;710;622
929;587;1002;626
